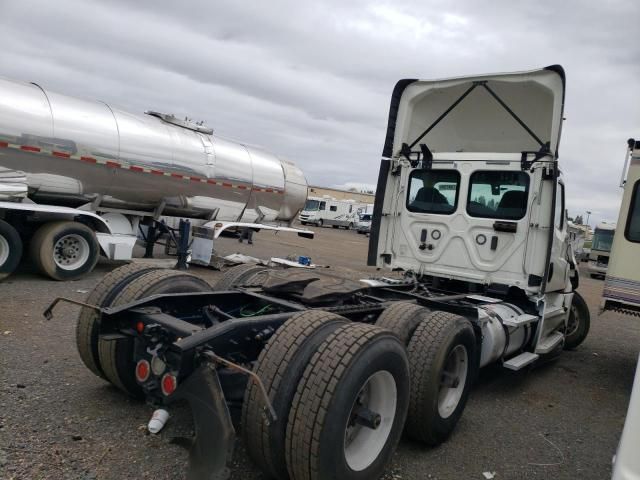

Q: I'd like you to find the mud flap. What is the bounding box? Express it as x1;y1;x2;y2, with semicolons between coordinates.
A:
168;364;235;480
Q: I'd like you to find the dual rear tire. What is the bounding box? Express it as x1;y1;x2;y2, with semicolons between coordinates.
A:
0;219;22;281
243;313;410;480
75;265;212;397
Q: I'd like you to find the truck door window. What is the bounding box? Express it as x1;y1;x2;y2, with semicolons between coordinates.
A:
406;170;460;214
555;183;565;229
625;180;640;243
467;171;529;220
319;201;326;211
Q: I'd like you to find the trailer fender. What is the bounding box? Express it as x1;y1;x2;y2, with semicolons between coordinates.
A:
203;220;314;239
167;363;235;480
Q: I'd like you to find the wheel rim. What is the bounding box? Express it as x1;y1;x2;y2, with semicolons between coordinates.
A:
344;370;397;472
0;234;9;266
53;234;90;270
565;304;580;337
438;344;468;419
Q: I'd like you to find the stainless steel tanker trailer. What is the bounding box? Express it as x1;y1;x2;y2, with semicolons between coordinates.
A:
47;66;592;480
0;77;311;280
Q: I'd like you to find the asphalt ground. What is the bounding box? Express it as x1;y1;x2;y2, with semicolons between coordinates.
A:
0;225;638;479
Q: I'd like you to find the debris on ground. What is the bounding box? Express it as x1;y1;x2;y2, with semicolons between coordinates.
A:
482;472;496;479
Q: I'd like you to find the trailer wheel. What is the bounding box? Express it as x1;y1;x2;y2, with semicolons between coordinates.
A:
30;221;100;281
98;269;212;398
286;323;409;480
405;311;477;446
214;263;269;291
0;219;22;281
242;310;348;479
375;302;430;345
564;291;590;350
76;264;161;379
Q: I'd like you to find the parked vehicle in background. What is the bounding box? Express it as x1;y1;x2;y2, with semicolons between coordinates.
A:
588;222;616;279
600;139;640;479
298;196;363;229
356;203;374;234
356;213;372;234
0;77;311;281
59;66;593;480
568;221;588;262
602;138;640;315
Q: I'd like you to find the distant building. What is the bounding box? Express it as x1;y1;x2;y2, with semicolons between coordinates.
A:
308;185;375;204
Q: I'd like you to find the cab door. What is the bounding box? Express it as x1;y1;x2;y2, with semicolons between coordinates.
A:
545;180;570;292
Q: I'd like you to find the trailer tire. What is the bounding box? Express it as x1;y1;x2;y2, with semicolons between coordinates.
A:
286;323;410;480
405;311;477;446
30;221;99;281
242;310;348;479
0;219;22;281
375;302;430;345
98;269;212;398
564;291;590;350
76;264;161;379
214;263;269;291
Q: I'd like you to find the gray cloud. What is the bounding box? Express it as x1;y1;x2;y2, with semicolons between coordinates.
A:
0;0;638;225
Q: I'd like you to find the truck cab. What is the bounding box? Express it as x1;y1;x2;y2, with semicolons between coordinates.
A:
369;66;580;358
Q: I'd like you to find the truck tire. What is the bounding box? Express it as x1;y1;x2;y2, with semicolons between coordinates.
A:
214;263;269;291
0;219;22;281
564;291;590;350
30;221;100;281
317;219;323;227
76;264;161;379
348;222;354;230
375;302;430;345
98;269;212;398
242;310;349;479
286;323;410;480
405;311;477;446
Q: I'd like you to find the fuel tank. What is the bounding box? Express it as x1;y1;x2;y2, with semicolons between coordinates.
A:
0;77;308;222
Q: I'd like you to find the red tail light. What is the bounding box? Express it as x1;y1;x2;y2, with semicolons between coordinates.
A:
161;373;177;396
136;321;145;334
135;360;151;382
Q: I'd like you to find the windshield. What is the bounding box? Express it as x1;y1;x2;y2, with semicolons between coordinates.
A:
592;228;614;252
304;199;320;211
360;214;372;221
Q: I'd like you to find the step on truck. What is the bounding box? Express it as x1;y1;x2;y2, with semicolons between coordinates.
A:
48;65;590;480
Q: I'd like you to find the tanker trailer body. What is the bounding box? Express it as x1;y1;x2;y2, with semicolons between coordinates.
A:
0;77;311;280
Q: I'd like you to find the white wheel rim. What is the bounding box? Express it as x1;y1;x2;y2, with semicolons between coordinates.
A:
53;234;90;270
438;344;468;419
0;234;9;266
344;370;397;472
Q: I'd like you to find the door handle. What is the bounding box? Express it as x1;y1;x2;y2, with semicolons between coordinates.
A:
493;221;517;233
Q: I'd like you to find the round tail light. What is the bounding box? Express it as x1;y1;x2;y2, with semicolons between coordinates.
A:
161;373;177;396
135;359;151;383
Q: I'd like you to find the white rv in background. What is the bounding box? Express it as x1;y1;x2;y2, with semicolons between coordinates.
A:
298;196;363;229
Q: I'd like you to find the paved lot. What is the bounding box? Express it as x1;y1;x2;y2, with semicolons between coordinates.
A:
0;226;638;479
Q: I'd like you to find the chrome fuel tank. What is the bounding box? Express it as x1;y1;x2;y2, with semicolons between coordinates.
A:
0;77;307;222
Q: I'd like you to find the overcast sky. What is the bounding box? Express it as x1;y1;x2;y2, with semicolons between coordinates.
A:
1;0;638;226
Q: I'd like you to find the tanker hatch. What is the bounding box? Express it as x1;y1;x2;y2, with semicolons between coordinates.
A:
145;111;213;135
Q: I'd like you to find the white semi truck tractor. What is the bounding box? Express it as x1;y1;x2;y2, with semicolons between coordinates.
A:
0;77;311;281
48;65;591;480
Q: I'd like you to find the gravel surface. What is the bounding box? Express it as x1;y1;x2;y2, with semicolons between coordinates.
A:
0;226;638;480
